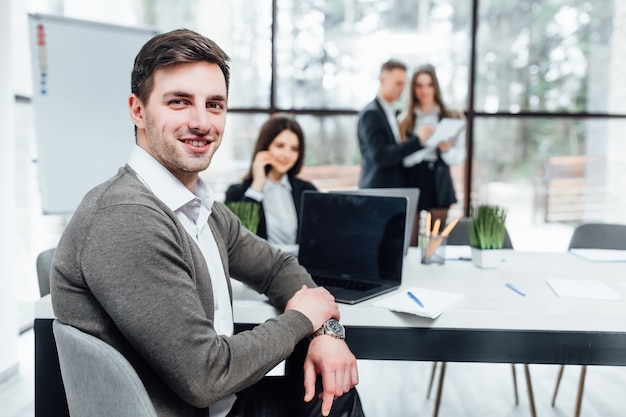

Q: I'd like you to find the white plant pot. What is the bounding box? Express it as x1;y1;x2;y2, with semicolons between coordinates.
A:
471;247;502;269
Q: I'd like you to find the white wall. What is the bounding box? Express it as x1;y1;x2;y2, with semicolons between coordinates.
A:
0;0;19;381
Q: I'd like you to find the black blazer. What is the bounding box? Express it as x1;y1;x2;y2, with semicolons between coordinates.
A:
224;177;317;242
357;98;423;188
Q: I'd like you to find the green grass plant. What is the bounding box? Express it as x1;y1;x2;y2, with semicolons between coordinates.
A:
469;204;507;250
225;201;261;235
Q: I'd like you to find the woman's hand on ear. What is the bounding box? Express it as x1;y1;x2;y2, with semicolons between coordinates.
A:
250;151;275;192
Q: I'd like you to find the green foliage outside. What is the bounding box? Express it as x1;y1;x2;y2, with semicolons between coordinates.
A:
470;205;508;250
225;202;261;235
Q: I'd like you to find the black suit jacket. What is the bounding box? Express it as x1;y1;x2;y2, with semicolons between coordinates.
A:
224;177;317;242
357;98;423;188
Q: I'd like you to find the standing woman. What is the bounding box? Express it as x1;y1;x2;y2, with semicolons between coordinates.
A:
225;113;317;245
399;64;466;244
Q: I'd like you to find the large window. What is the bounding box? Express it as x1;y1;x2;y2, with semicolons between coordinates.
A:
274;0;469;110
475;0;617;114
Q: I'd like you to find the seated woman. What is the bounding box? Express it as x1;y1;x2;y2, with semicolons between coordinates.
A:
225;113;317;245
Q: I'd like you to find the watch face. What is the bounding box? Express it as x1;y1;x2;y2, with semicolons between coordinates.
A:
326;319;345;337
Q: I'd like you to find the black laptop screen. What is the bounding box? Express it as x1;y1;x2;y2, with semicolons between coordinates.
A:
298;191;406;283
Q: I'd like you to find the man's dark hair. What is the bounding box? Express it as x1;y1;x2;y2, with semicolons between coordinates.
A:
380;59;407;75
131;29;231;104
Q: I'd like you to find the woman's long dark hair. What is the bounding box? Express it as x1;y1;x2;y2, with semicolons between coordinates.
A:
399;64;460;141
243;113;306;181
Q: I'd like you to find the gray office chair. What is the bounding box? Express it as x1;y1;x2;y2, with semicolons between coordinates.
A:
36;247;56;297
429;218;536;417
552;222;626;417
53;320;157;417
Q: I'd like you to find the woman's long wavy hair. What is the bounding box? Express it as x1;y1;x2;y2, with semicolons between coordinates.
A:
243;113;306;181
398;64;459;141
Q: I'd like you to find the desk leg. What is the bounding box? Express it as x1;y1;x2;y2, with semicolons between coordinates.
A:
574;366;587;417
511;364;519;404
34;319;69;417
432;362;446;417
524;364;536;417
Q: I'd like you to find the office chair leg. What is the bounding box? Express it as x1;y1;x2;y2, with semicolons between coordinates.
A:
574;366;587;417
524;364;537;417
432;362;446;417
427;362;438;399
551;365;565;406
511;364;519;405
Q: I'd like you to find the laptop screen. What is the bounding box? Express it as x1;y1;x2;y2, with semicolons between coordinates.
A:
331;188;419;255
298;191;407;283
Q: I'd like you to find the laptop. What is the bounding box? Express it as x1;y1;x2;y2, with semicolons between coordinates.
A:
298;191;407;304
331;188;419;255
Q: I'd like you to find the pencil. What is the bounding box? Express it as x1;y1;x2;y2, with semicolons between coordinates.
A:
432;219;441;236
425;212;432;237
441;217;460;237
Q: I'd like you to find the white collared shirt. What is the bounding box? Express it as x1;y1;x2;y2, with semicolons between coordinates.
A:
128;145;235;416
377;96;402;143
244;175;298;245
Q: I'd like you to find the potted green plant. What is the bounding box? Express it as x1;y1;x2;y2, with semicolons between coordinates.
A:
225;202;261;234
469;204;507;268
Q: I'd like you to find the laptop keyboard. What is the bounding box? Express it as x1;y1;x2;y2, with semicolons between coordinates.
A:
313;275;379;292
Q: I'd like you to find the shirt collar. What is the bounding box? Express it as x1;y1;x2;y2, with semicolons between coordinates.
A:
415;105;441;118
127;145;215;215
264;174;292;192
377;96;396;114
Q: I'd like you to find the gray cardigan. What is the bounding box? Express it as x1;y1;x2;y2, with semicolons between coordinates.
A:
51;166;315;416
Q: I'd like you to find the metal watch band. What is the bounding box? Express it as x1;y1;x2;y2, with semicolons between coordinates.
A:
311;319;345;340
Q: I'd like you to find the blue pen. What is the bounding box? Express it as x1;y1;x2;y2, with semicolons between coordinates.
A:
407;291;424;307
506;283;526;297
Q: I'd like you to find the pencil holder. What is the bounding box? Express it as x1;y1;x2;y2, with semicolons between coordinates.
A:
420;234;447;265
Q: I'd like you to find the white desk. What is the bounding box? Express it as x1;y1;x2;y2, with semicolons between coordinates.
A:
34;249;626;416
228;249;626;363
234;249;626;332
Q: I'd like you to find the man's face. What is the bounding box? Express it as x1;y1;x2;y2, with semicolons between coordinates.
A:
129;62;227;189
379;68;406;103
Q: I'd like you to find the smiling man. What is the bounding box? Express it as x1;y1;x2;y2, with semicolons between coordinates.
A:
51;29;364;417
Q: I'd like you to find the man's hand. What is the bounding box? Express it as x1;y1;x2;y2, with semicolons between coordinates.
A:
285;285;339;331
303;335;359;416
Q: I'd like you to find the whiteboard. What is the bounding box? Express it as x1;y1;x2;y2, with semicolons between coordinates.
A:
28;14;157;214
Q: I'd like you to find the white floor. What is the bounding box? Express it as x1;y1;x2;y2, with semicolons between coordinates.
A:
1;330;34;417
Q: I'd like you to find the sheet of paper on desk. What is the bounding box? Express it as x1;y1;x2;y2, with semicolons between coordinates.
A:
426;118;466;147
372;287;465;319
547;278;621;300
570;248;626;262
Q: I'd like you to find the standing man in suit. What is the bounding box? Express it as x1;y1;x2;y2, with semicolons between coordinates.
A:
357;59;423;188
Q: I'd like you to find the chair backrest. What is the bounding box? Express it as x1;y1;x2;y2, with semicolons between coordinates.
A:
446;217;514;249
53;320;157;417
568;223;626;250
36;248;56;297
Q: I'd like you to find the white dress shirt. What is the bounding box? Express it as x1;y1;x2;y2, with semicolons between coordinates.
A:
377;96;402;143
128;145;235;417
244;175;298;245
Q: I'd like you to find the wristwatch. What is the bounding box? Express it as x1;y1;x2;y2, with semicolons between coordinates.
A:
311;319;346;340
